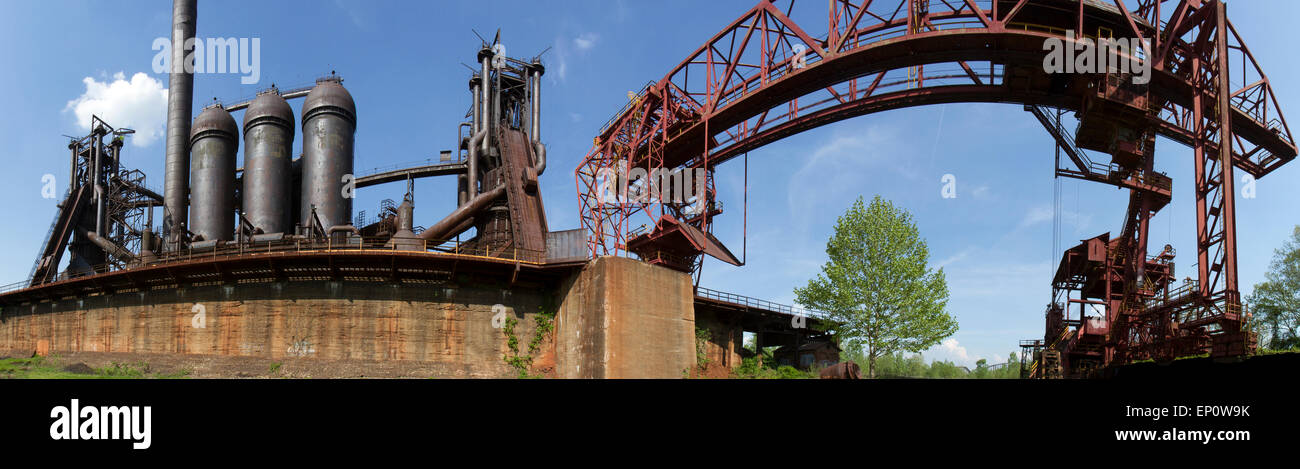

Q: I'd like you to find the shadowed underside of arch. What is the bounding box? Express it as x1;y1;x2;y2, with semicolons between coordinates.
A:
576;0;1297;366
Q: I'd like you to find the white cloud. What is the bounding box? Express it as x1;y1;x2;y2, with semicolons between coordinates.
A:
785;123;910;221
332;0;376;30
1017;205;1054;229
552;32;600;84
924;338;972;366
64;72;168;148
573;32;599;51
1015;203;1093;234
935;248;971;268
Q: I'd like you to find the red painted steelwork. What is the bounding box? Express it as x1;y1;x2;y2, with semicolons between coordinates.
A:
577;0;1295;366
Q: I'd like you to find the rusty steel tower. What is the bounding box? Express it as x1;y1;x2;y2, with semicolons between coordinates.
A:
575;0;1295;368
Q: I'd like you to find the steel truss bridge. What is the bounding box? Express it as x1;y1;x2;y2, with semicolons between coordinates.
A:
576;0;1296;367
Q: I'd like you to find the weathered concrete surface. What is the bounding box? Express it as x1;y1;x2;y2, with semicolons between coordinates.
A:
694;308;743;369
555;256;695;378
0;280;553;378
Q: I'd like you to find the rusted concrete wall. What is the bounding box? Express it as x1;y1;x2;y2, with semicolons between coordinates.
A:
0;280;553;378
555;256;695;378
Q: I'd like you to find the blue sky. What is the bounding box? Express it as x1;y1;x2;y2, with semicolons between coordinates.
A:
1;0;1298;367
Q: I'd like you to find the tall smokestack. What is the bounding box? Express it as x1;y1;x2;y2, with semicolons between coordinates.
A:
163;0;196;248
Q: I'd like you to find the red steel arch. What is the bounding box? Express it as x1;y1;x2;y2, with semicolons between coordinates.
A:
575;0;1296;363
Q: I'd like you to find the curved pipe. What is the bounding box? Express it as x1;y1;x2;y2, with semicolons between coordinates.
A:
419;185;505;241
467;129;487;199
532;141;546;176
327;224;360;236
85;231;135;263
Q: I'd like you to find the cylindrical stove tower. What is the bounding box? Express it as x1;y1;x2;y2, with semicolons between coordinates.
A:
189;104;238;242
300;77;357;231
242;89;295;234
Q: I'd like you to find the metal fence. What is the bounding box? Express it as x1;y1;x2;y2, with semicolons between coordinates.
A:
694;286;829;319
0;236;550;295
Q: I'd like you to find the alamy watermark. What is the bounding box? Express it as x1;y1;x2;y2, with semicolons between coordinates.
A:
594;167;709;215
152;33;261;84
1043;31;1151;85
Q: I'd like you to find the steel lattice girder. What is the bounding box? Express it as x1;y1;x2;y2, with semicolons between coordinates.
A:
577;0;1296;363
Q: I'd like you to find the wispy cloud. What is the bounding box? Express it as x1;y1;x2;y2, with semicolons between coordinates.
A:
935;248;972;269
64;72;167;147
1016;203;1093;234
1017;205;1055;230
334;0;373;30
573;32;599;51
785;122;921;225
551;31;600;84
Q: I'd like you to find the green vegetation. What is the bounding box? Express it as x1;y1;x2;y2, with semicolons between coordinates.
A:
501;306;556;378
0;355;190;379
268;362;282;374
1256;346;1300;356
794;195;958;378
1246;225;1300;351
731;357;819;379
842;349;1022;379
694;327;713;367
726;340;819;379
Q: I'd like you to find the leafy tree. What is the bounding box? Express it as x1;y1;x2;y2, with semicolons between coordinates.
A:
795;195;958;378
1247;226;1300;350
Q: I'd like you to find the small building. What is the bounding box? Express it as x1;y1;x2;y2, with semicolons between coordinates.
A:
774;339;840;370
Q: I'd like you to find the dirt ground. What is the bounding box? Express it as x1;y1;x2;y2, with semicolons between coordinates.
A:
689;362;734;379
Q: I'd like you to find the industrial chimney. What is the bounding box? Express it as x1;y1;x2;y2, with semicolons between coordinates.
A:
163;0;196;249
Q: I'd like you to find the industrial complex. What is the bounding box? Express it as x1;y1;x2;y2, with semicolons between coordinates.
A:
1;0;1295;379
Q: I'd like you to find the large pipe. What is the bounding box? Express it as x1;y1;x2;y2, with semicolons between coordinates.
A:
467;129;486;199
529;62;546;175
532;142;546;177
92;129;104;236
327;225;360;237
85;231;135;263
478;48;491;151
530;62;542;141
163;0;197;248
469;75;480;135
419;185;504;241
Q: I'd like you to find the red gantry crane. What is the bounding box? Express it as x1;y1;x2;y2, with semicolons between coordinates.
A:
575;0;1295;372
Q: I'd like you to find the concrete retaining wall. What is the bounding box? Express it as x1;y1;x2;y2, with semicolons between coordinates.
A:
555;256;696;378
2;256;701;379
0;280;553;378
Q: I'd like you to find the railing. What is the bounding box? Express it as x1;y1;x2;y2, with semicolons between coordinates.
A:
0;236;550;295
1143;277;1199;311
597;81;657;139
354;157;466;180
694;286;829;319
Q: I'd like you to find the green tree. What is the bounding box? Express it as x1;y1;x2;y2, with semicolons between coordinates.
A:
1246;226;1300;350
795;195;958;378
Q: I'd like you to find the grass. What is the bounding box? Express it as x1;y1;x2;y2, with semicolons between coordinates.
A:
0;355;190;379
1255;346;1300;357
